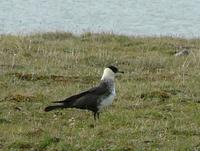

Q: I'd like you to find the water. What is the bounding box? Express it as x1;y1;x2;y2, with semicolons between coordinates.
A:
0;0;200;38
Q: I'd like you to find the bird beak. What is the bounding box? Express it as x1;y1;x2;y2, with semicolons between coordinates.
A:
118;71;124;74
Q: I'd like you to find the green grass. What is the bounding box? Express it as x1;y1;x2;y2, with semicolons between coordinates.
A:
0;32;200;150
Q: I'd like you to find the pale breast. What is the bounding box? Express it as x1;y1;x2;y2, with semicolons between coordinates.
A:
98;89;116;111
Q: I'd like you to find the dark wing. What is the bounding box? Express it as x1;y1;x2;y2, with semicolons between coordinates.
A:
53;82;110;111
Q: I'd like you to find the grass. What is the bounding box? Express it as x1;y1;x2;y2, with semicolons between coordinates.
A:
0;32;200;150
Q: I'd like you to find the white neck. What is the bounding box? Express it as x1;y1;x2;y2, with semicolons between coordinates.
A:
101;68;115;80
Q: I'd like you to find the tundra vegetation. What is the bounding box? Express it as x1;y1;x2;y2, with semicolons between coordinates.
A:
0;32;200;150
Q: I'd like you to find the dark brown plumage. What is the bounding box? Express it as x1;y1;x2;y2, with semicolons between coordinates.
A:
44;66;123;120
44;80;111;120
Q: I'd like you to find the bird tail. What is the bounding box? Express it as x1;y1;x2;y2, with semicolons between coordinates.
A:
44;100;74;112
44;104;65;112
52;100;65;103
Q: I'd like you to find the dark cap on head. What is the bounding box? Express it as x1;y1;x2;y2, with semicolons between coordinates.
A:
107;65;119;73
107;65;124;74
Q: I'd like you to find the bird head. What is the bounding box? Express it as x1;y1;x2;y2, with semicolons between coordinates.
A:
101;65;124;80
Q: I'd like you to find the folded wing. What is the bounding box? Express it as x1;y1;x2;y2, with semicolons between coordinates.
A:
44;81;110;112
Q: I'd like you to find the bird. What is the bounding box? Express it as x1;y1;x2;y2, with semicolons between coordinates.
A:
44;65;124;120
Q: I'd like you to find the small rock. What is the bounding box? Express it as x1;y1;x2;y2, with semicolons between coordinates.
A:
14;107;22;111
174;49;190;56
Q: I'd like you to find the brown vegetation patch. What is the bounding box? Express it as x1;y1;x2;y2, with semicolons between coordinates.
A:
0;64;25;69
26;128;44;137
140;89;182;101
9;141;34;150
136;73;176;81
140;90;171;101
9;72;98;84
124;103;151;110
171;129;200;136
2;93;36;102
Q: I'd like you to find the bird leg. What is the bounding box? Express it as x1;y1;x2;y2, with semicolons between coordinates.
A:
94;112;97;121
97;112;100;119
93;112;100;121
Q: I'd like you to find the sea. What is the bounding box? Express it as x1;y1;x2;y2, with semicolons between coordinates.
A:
0;0;200;38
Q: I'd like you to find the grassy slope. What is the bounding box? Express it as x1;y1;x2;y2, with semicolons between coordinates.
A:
0;32;200;151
